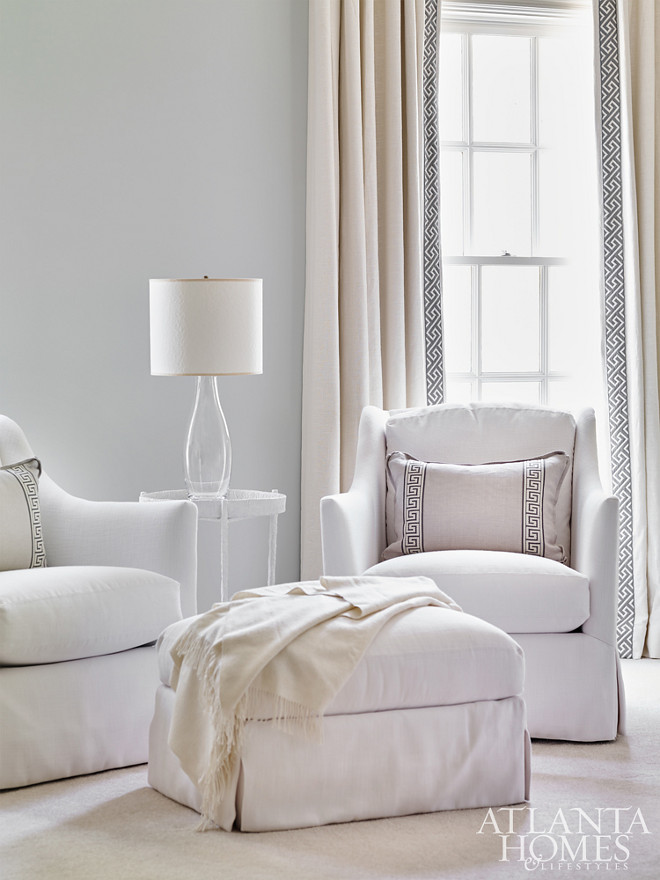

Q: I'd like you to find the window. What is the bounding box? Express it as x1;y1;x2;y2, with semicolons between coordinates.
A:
439;0;602;413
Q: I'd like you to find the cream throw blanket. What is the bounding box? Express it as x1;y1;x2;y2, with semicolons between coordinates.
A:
168;575;461;830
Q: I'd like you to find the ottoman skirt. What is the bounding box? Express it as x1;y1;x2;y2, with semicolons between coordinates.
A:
149;683;530;832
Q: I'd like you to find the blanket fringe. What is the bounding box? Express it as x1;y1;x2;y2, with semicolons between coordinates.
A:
173;624;325;829
243;688;324;742
195;815;219;833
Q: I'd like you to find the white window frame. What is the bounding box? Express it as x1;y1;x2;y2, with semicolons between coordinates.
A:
440;0;587;405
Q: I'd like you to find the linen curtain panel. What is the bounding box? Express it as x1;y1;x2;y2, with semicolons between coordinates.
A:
595;0;660;658
301;0;443;578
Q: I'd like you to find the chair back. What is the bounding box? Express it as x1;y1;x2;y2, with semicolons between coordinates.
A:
0;416;35;468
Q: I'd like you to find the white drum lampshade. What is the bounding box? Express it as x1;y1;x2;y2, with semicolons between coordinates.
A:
149;278;263;499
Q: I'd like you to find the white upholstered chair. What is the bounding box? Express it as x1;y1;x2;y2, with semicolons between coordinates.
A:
0;415;197;788
321;403;624;742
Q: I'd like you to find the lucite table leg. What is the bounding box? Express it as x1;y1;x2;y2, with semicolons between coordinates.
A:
267;489;279;586
268;517;278;585
220;496;229;603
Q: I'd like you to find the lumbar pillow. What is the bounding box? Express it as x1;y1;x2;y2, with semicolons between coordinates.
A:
0;458;46;571
384;450;570;563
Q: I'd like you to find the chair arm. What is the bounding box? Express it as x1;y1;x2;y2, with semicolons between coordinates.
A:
571;481;619;646
320;405;388;576
321;484;384;576
39;475;199;617
570;408;620;647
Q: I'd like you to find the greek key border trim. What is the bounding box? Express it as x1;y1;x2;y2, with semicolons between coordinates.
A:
7;464;46;568
423;0;445;406
402;460;427;554
598;0;634;658
522;458;545;557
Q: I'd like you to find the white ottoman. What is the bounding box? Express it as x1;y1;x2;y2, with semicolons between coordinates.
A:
149;606;530;832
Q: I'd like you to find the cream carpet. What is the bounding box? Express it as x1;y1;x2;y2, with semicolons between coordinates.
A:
1;660;659;880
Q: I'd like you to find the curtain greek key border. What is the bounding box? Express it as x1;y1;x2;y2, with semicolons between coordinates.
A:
598;0;635;658
423;0;445;405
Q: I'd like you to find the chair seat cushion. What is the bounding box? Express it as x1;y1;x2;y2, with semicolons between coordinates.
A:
0;565;182;665
157;605;524;717
366;550;589;634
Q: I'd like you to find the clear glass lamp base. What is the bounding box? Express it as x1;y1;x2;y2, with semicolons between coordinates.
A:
185;375;232;500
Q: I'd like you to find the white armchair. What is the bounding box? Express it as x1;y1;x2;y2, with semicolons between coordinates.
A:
321;403;624;742
0;415;198;788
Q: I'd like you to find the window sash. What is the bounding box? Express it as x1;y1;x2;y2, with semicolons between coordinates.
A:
439;9;583;404
442;0;588;34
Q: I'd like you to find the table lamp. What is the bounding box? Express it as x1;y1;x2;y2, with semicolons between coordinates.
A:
149;277;263;499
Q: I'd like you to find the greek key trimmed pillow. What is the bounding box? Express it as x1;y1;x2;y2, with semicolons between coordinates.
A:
0;458;47;571
383;451;570;564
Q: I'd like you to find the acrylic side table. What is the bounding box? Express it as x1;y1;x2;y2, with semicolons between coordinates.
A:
139;489;286;604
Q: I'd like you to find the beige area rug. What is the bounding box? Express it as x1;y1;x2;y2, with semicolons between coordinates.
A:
1;660;659;880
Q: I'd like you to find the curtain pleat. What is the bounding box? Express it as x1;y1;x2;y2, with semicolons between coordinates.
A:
300;0;342;579
301;0;435;578
595;0;660;658
624;0;660;657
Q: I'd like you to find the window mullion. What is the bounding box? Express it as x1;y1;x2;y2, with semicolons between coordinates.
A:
475;263;482;397
540;264;549;403
468;143;536;152
530;34;540;255
443;255;565;266
465;32;474;256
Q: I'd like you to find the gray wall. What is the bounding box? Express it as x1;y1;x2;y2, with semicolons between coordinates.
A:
0;0;308;611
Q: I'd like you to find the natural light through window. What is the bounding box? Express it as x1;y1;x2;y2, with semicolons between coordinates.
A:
439;0;604;415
